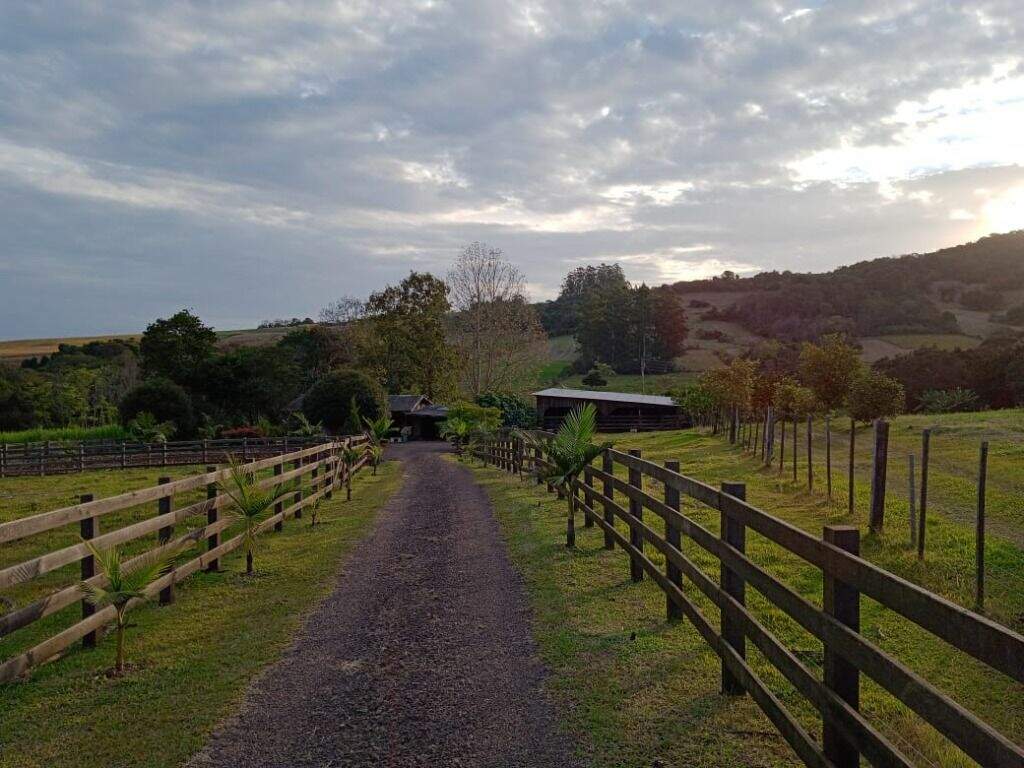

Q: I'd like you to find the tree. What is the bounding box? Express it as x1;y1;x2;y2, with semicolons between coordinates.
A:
581;366;609;387
140;310;217;384
193;347;304;423
119;378;196;437
319;296;365;325
80;542;180;675
652;289;689;359
519;404;611;547
799;334;862;412
364;272;459;399
847;369;905;423
772;377;818;418
219;458;292;574
448;243;548;396
278;325;350;384
302;369;387;432
476;391;536;428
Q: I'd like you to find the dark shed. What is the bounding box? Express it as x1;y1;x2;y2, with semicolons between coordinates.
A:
533;387;688;432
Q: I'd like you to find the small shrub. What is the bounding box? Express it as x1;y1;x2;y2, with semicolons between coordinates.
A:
917;387;981;414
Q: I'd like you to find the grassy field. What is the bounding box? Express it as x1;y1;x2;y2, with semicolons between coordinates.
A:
463;415;1024;767
0;460;402;768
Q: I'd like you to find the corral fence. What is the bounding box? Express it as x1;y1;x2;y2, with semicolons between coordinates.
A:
0;437;370;683
0;436;332;477
475;434;1024;768
700;408;1021;613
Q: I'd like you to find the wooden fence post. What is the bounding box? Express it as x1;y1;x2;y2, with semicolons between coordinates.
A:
665;460;682;621
823;525;861;768
602;451;615;550
628;449;644;582
0;442;5;478
917;428;930;560
848;419;855;516
779;418;786;474
792;415;798;483
80;493;98;648
202;439;209;465
869;419;889;533
274;462;284;532
976;441;988;611
825;416;832;499
311;450;319;504
720;481;746;695
157;477;174;605
908;454;917;548
807;415;814;491
293;457;303;519
206;466;220;572
162;441;168;466
121;440;127;470
326;446;334;500
243;437;249;463
583;465;595;527
78;443;85;473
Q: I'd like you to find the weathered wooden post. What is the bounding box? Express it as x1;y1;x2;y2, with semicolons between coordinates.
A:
274;462;284;532
628;449;644;582
293;456;303;519
80;493;98;648
847;419;856;516
310;450;319;503
206;466;220;572
823;525;860;768
78;443;85;473
807;415;814;491
720;481;746;695
976;441;988;611
792;414;798;483
202;439;209;465
917;428;930;560
242;436;249;463
162;441;168;466
157;477;174;605
121;440;127;470
868;419;889;533
602;451;615;550
325;445;334;500
665;460;682;621
908;454;917;548
583;464;595;527
779;418;786;474
825;416;833;499
0;442;6;478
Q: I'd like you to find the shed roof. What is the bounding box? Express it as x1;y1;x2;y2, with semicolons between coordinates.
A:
388;394;429;413
532;388;677;408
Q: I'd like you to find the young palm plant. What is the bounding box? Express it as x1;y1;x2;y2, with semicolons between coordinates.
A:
340;444;365;500
79;542;181;675
363;415;393;446
367;444;385;475
519;404;610;548
218;459;290;575
441;416;470;454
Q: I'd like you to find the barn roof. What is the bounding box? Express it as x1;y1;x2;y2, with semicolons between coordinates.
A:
532;388;677;408
388;394;429;413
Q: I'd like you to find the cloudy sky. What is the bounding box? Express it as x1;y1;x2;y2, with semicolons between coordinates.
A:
2;1;1024;338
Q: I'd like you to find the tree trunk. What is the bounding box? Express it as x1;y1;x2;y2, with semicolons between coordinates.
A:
115;615;126;673
346;478;352;501
246;549;254;575
565;489;575;548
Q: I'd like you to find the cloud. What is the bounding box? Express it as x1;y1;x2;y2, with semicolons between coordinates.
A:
2;0;1024;337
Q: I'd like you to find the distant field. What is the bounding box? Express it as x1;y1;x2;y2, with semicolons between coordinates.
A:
0;425;127;444
0;326;305;365
878;333;982;351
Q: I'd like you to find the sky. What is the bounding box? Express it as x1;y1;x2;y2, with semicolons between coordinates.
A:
2;1;1024;339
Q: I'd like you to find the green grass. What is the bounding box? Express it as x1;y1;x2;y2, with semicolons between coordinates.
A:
876;334;982;351
0;460;402;768
0;424;128;444
462;419;1024;767
555;370;697;395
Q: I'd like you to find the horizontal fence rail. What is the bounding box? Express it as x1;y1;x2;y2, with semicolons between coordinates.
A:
0;437;370;683
474;435;1024;768
0;436;334;477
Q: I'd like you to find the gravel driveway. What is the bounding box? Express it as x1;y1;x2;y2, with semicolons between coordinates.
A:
189;442;581;768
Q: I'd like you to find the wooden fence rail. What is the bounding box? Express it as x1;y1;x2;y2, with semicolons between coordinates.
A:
0;436;334;477
0;437;370;683
475;436;1024;768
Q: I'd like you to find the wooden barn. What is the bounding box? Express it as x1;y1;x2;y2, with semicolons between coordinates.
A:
533;387;688;432
388;395;448;440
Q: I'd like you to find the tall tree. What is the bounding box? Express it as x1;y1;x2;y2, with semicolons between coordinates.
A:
799;334;861;412
365;272;458;399
140;309;216;384
448;242;547;395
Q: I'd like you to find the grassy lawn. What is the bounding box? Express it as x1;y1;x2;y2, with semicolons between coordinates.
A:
462;420;1024;767
0;459;402;768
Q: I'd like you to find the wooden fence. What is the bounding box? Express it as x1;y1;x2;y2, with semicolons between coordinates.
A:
0;438;369;683
476;435;1024;768
0;436;331;477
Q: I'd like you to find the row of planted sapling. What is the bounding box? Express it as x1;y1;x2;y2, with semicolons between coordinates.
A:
77;417;392;677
